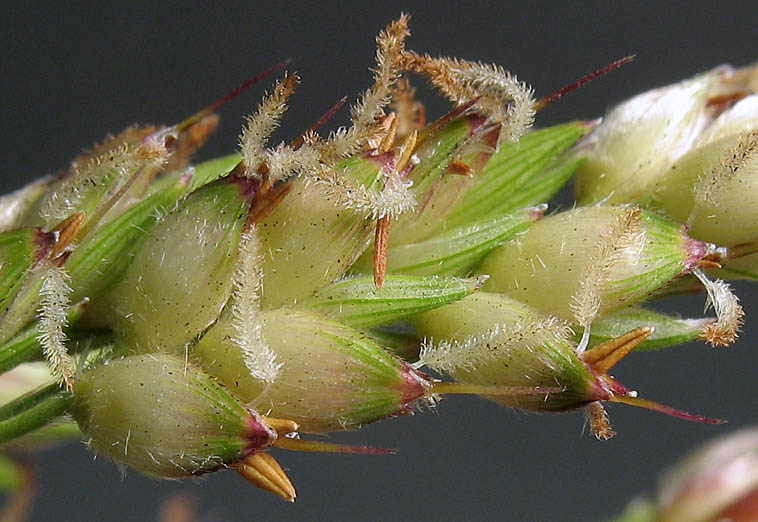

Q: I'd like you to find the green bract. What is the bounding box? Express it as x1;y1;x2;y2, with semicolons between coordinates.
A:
72;354;275;478
478;205;710;321
194;308;428;432
112;176;253;352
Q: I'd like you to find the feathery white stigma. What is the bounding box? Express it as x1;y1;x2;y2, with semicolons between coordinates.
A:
570;206;643;336
417;316;571;374
37;265;75;390
310;167;417;220
230;230;281;383
239;74;299;177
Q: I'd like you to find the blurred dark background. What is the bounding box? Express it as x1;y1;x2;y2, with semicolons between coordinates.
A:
1;1;756;521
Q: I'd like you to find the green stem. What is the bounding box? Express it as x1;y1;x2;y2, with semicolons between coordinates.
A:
0;384;73;446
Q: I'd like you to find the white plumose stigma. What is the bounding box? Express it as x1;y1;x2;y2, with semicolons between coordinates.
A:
40;144;141;222
321;15;409;160
264;140;322;183
445;60;535;144
570;206;644;350
231;229;281;383
398;52;535;145
416;316;571;374
40;128;172;222
310;167;417;220
239;73;299;178
37;265;75;389
692;268;744;347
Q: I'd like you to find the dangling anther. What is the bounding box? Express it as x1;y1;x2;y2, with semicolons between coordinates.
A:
586;402;615;440
236;452;296;502
372;128;419;289
373;215;391;290
378;113;399;153
581;326;654;375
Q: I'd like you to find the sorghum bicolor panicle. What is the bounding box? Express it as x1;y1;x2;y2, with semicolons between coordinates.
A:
0;15;752;508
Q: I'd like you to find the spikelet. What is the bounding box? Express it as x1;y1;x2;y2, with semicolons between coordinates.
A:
239;73;300;177
398;52;535;143
36;265;75;389
691;129;758;223
570;206;643;349
417;315;572;374
230;229;281;383
692;268;744;347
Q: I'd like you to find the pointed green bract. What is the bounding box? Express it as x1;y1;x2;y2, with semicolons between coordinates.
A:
259;155;385;308
574;306;709;351
355;206;541;277
411;292;596;412
389;114;496;244
443;121;590;228
0;383;72;446
194;308;427;432
0;177;54;233
71;354;275;478
478;206;708;321
65;176;189;303
302;274;485;328
187;153;242;191
113;177;252;352
574;71;717;205
0;228;50;318
0;261;53;346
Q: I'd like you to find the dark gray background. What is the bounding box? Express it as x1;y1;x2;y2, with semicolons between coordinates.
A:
1;2;756;521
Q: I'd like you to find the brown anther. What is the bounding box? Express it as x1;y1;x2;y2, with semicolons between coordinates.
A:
445;159;473;177
697;259;722;269
373;215;391;290
262;417;299;437
581;326;654;375
49;212;86;258
395;129;418;173
706;91;749;110
236;452;296;502
379;113;399;153
586;402;615;440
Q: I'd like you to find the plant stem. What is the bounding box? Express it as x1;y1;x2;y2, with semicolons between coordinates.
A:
0;384;73;446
